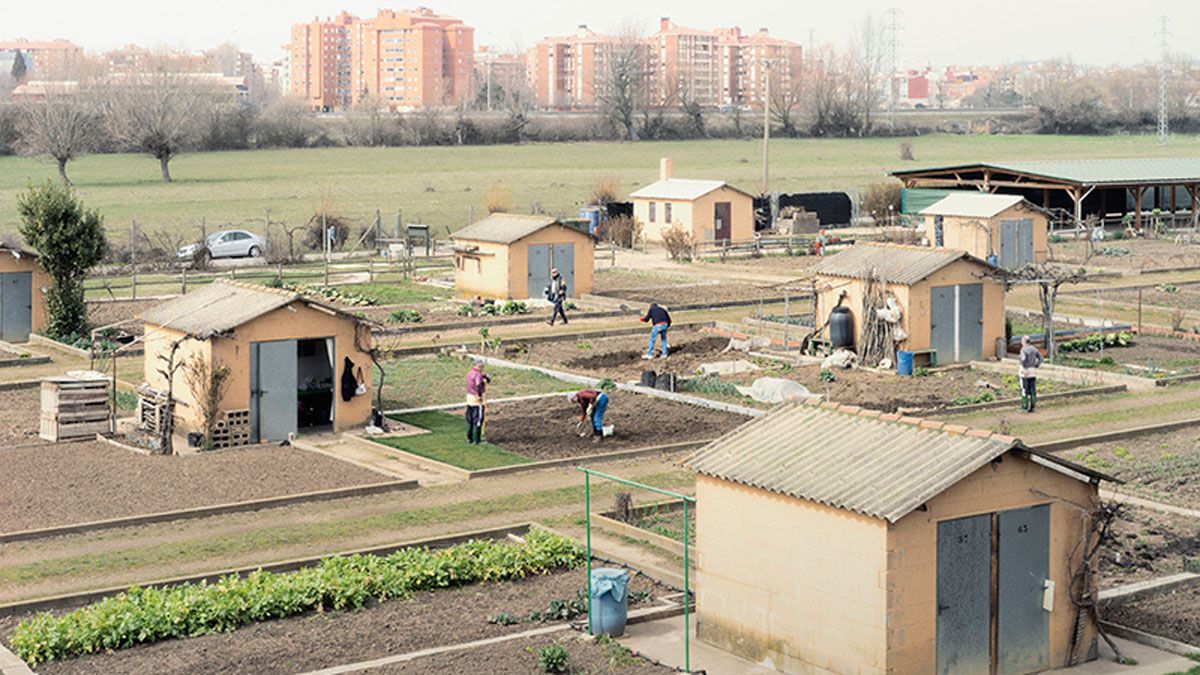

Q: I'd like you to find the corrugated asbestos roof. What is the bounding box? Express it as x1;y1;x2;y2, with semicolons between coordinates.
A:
140;280;364;339
811;242;976;285
451;213;562;244
685;400;1108;523
629;178;750;201
920;192;1025;218
892;158;1200;186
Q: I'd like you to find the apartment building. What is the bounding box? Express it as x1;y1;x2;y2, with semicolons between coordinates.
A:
349;7;474;108
525;25;625;109
0;39;83;78
290;11;354;111
654;18;719;106
475;46;526;106
716;26;803;109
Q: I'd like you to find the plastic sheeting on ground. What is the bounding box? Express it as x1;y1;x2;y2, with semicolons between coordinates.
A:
736;377;812;404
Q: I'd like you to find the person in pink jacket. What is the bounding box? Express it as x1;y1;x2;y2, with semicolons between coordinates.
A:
465;361;490;444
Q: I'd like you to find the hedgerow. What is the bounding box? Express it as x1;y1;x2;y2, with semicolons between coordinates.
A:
11;530;584;666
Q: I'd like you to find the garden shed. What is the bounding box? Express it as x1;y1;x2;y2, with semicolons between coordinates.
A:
0;244;49;342
631;158;755;244
812;243;1006;363
450;213;594;300
686;399;1113;675
920;192;1049;270
140;280;376;445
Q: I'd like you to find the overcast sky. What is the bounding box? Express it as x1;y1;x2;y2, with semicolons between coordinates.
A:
8;0;1199;67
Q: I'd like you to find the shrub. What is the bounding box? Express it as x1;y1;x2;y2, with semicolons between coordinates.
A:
606;215;642;248
819;369;836;383
898;141;914;161
484;183;512;214
661;223;694;261
591;175;621;206
303;213;351;251
860;181;903;221
500;300;528;315
388;309;422;324
538;644;572;673
11;531;585;667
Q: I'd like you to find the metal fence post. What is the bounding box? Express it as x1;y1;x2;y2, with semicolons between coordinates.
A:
369;259;375;283
130;219;138;301
584;471;592;635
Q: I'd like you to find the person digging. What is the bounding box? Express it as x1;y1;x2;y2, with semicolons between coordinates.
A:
640;302;671;360
1018;335;1043;413
545;267;569;326
465;360;490;444
568;389;608;442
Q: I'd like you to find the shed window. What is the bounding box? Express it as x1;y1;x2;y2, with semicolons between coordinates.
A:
664;203;673;224
649;202;657;222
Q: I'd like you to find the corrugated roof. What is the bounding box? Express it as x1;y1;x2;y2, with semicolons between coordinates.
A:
812;242;977;285
451;213;562;244
920;192;1025;218
629;178;750;201
685;400;1108;523
140;280;366;339
892;158;1200;186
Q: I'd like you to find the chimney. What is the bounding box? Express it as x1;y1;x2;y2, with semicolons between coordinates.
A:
660;17;671;32
659;158;672;181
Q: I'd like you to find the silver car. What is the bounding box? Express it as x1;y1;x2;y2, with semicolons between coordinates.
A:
177;230;266;262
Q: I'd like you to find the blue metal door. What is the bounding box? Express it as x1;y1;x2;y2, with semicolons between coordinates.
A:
552;243;575;297
930;285;956;365
997;504;1051;675
958;283;984;362
250;339;297;442
0;272;33;342
527;244;550;299
937;513;992;675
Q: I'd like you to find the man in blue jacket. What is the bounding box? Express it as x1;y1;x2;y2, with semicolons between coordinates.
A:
641;303;671;359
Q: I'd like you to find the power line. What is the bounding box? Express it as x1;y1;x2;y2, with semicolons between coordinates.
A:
1156;15;1170;146
884;8;903;129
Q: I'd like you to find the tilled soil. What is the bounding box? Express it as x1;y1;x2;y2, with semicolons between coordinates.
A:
10;569;666;675
1060;428;1200;509
0;441;388;532
1072;286;1200;312
1051;239;1200;270
0;387;43;448
371;631;676;674
1103;585;1200;646
601;282;791;307
518;331;737;383
1063;334;1200;373
477;394;747;460
1099;506;1200;589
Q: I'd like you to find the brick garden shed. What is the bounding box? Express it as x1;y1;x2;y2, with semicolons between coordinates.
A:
141;280;376;445
450;213;595;300
630;158;755;244
920;192;1049;270
812;243;1006;363
0;244;50;342
685;399;1113;675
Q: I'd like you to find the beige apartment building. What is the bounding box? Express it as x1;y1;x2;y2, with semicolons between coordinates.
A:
290;12;355;111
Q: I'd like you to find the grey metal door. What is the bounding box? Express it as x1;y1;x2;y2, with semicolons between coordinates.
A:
958;283;984;363
1018;219;1034;267
997;504;1051;675
250;339;297;442
936;513;992;675
0;272;33;342
552;243;575;297
930;285;956;365
1000;219;1019;268
527;244;550;299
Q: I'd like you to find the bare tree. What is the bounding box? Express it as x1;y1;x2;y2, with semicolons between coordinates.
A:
14;86;99;184
985;263;1089;360
597;29;652;141
768;55;806;137
848;14;887;136
102;64;217;182
345;95;398;146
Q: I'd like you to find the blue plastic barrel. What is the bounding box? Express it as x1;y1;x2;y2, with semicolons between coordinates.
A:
579;207;601;236
588;568;630;637
896;350;914;376
986;254;999;267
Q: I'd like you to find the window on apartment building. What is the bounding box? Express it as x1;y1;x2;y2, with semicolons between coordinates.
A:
648;202;657;222
664;203;673;224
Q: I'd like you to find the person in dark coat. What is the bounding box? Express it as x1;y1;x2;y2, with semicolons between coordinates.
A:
640;303;671;359
546;268;569;326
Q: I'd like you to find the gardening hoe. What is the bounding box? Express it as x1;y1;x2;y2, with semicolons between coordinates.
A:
480;399;487;442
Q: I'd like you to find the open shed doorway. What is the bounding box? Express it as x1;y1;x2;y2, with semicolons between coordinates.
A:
250;337;335;442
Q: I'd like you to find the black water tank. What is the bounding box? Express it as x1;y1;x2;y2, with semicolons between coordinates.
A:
829;306;854;349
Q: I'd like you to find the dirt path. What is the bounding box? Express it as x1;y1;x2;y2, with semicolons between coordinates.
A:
936;382;1200;444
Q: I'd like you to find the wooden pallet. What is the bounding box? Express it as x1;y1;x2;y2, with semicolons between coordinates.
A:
40;376;112;442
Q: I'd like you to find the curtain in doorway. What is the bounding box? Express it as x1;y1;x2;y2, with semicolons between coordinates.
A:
325;338;336;422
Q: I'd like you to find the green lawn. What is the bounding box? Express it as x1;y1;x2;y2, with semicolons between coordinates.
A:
376;410;532;470
379;354;573;409
3;134;1196;242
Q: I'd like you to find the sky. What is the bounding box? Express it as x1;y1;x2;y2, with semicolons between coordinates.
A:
7;0;1199;67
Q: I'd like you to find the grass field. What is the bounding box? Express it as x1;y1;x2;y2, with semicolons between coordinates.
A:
375;410;532;470
3;134;1197;242
378;354;572;410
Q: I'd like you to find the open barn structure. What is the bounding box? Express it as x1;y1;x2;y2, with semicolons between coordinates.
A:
892;158;1200;232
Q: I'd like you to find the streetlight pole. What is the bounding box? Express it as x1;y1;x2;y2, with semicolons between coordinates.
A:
760;58;780;195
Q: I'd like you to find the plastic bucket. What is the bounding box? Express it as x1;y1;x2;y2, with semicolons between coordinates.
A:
655;373;676;392
896;350;914;376
602;425;614;437
589;568;630;637
640;370;657;388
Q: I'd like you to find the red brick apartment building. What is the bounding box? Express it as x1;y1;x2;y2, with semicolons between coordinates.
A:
0;39;83;78
289;7;473;110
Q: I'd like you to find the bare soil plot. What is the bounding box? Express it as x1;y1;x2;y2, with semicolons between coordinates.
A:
1099;506;1200;590
372;631;675;674
1061;427;1200;509
0;387;45;448
0;441;388;533
601;281;790;307
7;568;667;675
1051;238;1200;271
695;252;825;274
592;268;695;293
515;330;736;383
1103;584;1200;646
1074;285;1200;312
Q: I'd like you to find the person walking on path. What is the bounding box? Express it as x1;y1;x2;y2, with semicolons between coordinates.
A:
641;303;671;359
465;360;490;444
1018;335;1043;413
568;389;609;440
545;268;569;326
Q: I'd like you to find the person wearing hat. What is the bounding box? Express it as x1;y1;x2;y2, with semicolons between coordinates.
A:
1018;335;1043;412
567;389;608;440
465;360;490;444
545;267;569;326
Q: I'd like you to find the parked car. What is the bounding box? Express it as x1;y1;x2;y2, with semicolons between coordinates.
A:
177;230;266;263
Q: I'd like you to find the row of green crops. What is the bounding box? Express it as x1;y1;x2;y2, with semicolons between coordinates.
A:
1058;331;1133;353
11;530;584;667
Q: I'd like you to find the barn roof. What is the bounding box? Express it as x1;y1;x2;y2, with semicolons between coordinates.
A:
891;158;1200;187
629;178;752;201
140;280;368;339
919;192;1026;218
812;242;986;285
685;400;1113;523
451;213;571;244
